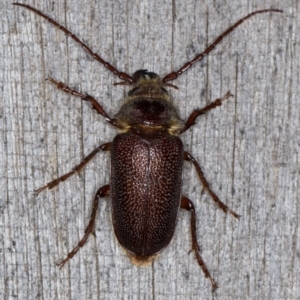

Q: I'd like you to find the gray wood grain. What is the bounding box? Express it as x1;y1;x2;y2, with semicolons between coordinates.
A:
1;0;298;299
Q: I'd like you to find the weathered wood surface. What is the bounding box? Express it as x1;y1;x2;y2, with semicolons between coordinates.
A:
1;0;298;299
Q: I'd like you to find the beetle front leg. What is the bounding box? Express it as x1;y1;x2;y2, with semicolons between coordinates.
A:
184;151;240;219
181;195;218;291
35;142;111;194
57;184;110;269
179;92;233;133
47;77;121;128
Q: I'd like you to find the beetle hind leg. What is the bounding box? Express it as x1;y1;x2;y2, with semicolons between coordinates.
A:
57;184;110;269
181;195;218;291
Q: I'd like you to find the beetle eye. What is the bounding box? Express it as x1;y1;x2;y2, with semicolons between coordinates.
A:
128;87;140;96
161;87;168;94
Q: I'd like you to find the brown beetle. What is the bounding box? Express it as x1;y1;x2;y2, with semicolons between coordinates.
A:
13;3;283;291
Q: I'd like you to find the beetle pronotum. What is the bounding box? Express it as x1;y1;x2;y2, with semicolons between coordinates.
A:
13;3;283;290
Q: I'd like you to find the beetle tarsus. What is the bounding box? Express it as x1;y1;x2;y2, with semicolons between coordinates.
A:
34;186;47;195
57;185;110;267
181;196;219;291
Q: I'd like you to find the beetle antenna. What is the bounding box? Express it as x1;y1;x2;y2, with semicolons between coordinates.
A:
13;3;135;84
163;83;179;89
162;9;283;83
113;81;135;86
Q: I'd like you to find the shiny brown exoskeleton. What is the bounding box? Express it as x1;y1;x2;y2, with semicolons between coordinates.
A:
13;3;283;291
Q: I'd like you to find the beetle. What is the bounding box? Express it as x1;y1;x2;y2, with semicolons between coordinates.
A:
13;3;283;290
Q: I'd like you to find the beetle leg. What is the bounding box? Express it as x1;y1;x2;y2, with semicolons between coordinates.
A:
178;92;233;133
35;142;111;194
57;184;110;269
184;151;240;219
47;77;121;128
181;195;218;291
